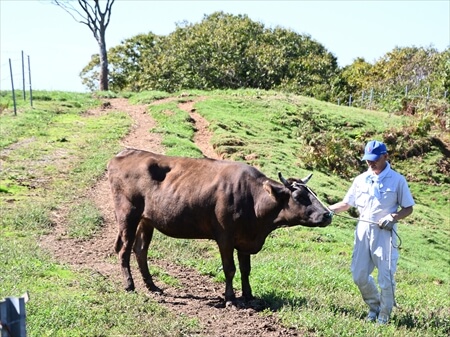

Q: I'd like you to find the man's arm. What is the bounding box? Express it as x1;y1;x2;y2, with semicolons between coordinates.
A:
329;201;351;213
391;206;413;222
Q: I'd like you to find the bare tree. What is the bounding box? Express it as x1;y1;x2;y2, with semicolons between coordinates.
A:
53;0;115;91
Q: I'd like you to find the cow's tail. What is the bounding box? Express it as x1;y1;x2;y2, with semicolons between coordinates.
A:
114;234;123;254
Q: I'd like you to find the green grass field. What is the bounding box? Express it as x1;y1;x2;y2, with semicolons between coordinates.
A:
1;89;448;336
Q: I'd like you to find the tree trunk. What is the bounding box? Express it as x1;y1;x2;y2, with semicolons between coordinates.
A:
98;28;109;91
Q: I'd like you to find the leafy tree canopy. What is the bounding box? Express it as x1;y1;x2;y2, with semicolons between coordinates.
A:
81;11;338;96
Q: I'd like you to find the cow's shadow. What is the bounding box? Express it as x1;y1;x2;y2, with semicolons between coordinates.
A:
154;288;431;330
158;289;295;312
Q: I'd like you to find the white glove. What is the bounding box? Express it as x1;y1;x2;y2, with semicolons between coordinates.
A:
378;214;396;230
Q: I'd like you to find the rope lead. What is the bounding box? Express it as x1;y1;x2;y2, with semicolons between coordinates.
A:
333;213;402;249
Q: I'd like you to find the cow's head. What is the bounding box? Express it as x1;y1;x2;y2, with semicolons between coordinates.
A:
263;172;333;228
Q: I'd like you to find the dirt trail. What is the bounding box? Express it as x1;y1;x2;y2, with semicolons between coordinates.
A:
40;97;299;337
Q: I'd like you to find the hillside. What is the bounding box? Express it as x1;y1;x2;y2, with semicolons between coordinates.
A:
0;89;448;337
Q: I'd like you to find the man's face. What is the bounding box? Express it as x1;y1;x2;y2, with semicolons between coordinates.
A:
366;154;388;174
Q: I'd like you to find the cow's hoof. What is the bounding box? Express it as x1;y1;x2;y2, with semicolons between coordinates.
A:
125;285;135;292
224;294;237;309
225;300;236;309
146;283;163;295
243;294;255;302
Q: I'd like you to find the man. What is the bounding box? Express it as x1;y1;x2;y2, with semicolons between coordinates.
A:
329;140;415;324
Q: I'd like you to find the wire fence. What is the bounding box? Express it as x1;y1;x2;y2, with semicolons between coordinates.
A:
337;86;449;112
0;50;34;114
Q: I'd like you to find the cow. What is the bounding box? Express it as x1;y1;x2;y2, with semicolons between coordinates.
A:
107;148;333;304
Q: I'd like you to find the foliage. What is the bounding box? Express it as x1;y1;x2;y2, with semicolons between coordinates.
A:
80;53;100;92
81;12;338;96
339;46;449;117
336;57;373;104
81;33;164;92
368;46;445;94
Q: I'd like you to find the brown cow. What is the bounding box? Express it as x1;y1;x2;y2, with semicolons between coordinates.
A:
108;148;332;303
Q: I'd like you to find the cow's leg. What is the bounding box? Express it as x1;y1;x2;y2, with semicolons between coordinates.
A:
217;240;237;303
133;221;162;294
114;198;141;292
237;251;254;300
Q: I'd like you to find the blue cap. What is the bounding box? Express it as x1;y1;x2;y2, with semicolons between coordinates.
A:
361;140;387;161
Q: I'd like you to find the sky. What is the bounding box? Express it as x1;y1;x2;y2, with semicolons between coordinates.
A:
0;0;449;92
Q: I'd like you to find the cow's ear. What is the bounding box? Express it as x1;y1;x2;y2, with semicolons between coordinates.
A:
263;181;274;197
263;181;286;200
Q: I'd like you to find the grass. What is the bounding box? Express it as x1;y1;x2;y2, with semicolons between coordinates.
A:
1;234;192;336
140;89;450;336
1;89;449;336
0;91;198;336
147;99;203;157
67;200;104;238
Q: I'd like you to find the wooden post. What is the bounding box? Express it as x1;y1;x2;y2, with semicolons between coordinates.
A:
8;58;17;116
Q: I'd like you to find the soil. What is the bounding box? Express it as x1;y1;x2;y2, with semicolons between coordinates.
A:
39;97;301;337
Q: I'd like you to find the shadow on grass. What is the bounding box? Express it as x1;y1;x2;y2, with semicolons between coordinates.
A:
148;286;450;335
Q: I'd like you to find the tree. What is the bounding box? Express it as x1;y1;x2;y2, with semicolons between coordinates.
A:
80;11;338;95
333;47;449;114
52;0;115;91
340;57;372;93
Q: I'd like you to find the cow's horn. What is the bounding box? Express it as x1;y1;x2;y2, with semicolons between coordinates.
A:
301;173;313;184
278;172;290;187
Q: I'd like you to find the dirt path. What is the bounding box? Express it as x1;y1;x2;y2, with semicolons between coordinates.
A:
40;97;299;337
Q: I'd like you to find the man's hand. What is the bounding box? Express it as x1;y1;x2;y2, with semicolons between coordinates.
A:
378;214;396;230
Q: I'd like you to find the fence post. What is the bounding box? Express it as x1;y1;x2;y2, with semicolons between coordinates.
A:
27;55;33;108
0;292;29;337
348;94;352;107
8;58;17;116
22;50;26;101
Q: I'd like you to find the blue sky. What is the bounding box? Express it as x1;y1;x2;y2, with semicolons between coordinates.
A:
1;0;449;92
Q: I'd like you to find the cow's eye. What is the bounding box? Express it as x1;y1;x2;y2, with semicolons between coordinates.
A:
292;187;311;205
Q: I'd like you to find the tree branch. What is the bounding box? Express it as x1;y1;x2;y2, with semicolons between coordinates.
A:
52;1;85;24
